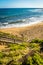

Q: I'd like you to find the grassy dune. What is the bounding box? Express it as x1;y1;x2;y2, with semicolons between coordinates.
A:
0;22;43;65
0;32;43;65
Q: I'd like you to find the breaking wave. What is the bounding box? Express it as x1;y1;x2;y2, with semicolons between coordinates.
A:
0;15;43;28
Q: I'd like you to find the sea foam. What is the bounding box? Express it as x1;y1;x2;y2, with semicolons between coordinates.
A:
0;16;43;29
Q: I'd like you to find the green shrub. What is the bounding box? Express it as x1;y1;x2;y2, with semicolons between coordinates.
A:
32;53;43;65
0;52;5;58
29;43;40;51
8;43;27;51
26;53;43;65
27;56;33;65
0;60;3;65
31;39;43;44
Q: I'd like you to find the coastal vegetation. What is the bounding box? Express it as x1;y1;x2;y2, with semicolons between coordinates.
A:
0;32;43;65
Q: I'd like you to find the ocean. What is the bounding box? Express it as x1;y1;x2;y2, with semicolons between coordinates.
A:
0;8;43;28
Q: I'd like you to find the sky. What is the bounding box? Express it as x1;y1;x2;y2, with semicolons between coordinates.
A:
0;0;43;8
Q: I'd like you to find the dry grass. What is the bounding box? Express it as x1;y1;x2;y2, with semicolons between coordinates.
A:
0;45;7;51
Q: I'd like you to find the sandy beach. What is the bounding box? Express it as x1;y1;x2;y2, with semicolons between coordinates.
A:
0;22;43;40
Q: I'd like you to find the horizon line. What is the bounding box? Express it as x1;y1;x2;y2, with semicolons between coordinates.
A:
0;7;43;8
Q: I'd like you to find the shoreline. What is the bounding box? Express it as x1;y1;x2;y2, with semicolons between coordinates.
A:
0;21;43;29
0;22;43;33
0;22;43;40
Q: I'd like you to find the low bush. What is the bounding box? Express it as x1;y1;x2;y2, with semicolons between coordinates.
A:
31;39;43;43
23;53;43;65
